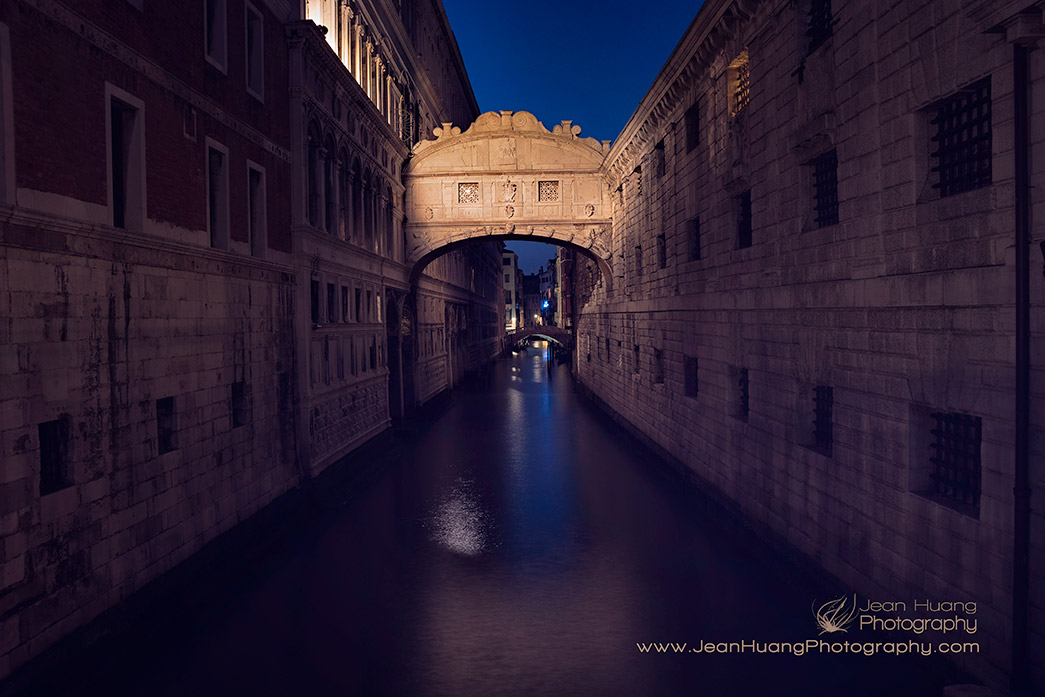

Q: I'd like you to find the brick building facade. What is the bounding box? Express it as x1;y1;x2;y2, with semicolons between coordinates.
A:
572;0;1044;689
0;0;501;680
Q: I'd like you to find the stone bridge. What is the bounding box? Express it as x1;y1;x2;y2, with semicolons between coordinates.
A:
506;325;573;349
403;111;613;282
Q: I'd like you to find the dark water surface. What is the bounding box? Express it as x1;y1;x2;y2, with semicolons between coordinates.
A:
19;346;971;697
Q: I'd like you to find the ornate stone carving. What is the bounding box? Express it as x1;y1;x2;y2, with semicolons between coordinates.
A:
500;138;517;159
503;180;517;202
505;205;514;218
424;207;434;220
584;203;595;217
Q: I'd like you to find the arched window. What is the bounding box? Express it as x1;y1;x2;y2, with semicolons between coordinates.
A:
323;134;336;233
306;121;321;227
363;169;374;251
338;147;350;241
385;184;394;260
352;158;363;244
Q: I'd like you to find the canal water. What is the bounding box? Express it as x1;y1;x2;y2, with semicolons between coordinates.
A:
20;345;970;697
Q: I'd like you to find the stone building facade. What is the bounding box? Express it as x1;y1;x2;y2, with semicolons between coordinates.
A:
0;0;501;680
571;0;1044;689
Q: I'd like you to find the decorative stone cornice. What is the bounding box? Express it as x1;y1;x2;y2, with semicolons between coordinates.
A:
608;0;767;177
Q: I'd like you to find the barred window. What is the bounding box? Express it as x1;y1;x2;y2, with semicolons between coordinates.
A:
684;356;698;398
929;412;981;510
39;416;73;495
813;385;833;455
730;366;749;421
653;349;664;384
807;0;832;54
684;100;700;153
157;397;178;454
686;217;701;261
930;78;992;198
729;50;750;118
812;150;839;228
736;190;752;249
656;233;667;269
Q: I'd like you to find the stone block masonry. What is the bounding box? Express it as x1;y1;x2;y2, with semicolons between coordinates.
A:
0;221;301;679
573;0;1045;690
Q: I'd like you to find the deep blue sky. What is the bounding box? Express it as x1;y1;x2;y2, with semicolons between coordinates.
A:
441;0;702;274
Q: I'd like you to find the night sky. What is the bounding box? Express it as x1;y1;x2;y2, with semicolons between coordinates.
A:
441;0;703;274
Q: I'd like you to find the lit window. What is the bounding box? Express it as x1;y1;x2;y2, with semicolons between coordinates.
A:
729;49;750;118
458;182;479;204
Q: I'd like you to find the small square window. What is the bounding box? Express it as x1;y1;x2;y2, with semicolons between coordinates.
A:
538;180;559;202
39;416;73;495
458;182;480;204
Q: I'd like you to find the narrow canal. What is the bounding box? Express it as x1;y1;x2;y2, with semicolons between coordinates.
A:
19;345;969;697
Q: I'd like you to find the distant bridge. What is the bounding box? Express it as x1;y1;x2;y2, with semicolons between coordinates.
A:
506;326;573;349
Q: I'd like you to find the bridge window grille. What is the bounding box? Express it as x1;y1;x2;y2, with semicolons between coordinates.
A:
458;182;480;204
736;190;752;248
807;0;832;54
930;78;991;198
929;412;981;508
813;385;833;454
538;180;560;202
812;150;839;228
39;416;73;495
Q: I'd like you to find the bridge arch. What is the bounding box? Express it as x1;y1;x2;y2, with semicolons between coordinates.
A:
403;111;614;282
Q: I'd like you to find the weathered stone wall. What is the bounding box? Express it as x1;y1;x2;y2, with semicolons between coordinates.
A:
575;0;1044;689
0;218;301;678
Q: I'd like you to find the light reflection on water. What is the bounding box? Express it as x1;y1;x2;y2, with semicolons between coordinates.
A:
424;477;494;556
